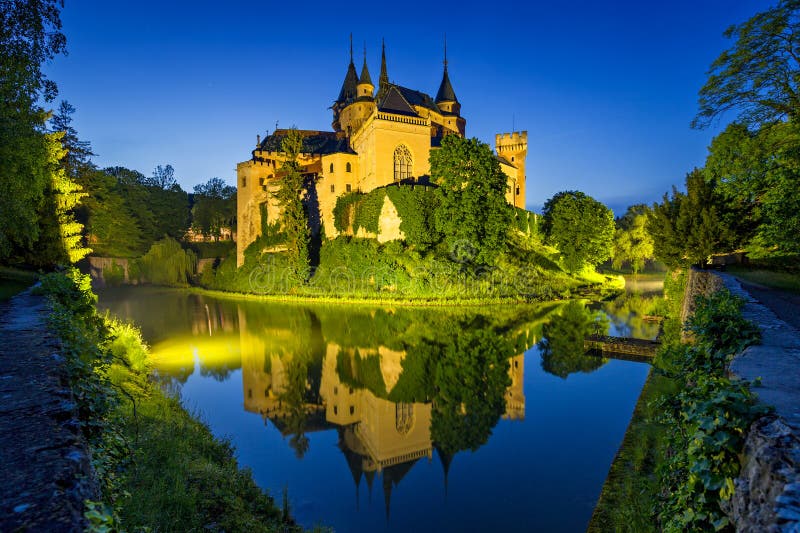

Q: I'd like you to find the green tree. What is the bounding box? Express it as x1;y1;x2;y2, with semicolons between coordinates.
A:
430;135;512;265
0;0;78;265
542;191;615;273
612;205;655;274
77;169;143;257
648;170;737;267
26;131;91;265
134;237;197;286
430;326;512;455
693;0;800;129
49;100;95;177
705;121;800;256
191;177;236;241
539;301;608;379
272;128;310;283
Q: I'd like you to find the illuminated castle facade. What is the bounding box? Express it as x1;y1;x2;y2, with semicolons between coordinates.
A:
236;41;528;265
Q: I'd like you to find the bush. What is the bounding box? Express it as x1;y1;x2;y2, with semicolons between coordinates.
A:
655;285;768;531
133;237;197;286
102;262;126;286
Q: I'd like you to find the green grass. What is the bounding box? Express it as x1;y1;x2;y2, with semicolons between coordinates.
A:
727;264;800;294
0;267;37;301
587;370;678;532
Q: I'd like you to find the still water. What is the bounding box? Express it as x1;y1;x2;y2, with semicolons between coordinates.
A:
98;287;659;532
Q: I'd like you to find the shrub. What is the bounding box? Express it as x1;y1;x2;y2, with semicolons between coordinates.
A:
134;237;197;286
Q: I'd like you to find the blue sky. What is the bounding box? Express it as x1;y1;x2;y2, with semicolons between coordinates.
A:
44;0;773;214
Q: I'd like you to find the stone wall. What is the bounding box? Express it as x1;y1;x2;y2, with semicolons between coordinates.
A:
86;256;133;287
721;416;800;532
680;268;725;333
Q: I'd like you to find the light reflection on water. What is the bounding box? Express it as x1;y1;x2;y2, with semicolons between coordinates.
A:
98;286;660;533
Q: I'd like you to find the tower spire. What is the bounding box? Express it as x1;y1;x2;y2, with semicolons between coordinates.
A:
379;39;388;85
444;33;448;71
349;33;353;63
377;38;389;100
359;41;372;86
435;36;458;104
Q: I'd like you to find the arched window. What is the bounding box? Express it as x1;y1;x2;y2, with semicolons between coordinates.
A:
396;403;414;434
393;145;412;182
329;163;334;173
346;162;352;173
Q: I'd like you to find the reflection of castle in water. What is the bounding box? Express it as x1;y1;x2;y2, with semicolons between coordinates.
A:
237;307;528;515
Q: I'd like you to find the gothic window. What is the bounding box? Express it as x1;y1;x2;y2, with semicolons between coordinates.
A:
330;184;335;193
329;163;334;173
393;145;412;182
346;162;352;173
395;403;414;434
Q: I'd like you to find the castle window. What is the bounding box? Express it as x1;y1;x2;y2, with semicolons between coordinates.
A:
346;184;352;192
349;405;355;415
396;403;414;435
329;163;334;173
330;184;335;193
516;186;520;195
258;177;264;186
511;156;515;162
393;144;412;182
346;162;352;173
242;177;246;187
334;406;338;415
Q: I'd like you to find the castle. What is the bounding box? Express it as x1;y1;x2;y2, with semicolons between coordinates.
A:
236;40;528;266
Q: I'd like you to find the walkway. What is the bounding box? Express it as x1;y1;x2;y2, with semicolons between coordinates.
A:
720;273;800;433
0;290;95;531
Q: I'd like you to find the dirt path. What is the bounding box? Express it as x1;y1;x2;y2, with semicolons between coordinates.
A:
0;290;95;531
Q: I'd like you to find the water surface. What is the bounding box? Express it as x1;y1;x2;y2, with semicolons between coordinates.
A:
98;288;658;532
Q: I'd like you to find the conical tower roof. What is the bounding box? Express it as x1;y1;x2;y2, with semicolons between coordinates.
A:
337;36;359;103
359;44;372;85
435;37;458;103
435;68;457;103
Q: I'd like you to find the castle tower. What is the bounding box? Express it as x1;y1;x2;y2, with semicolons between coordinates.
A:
435;38;460;116
333;35;359;131
357;44;374;99
376;39;389;101
495;131;528;209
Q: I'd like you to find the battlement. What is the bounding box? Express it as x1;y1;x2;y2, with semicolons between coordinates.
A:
495;131;528;147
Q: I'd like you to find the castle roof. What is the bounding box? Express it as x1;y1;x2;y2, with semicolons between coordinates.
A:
377;85;419;117
359;55;373;86
435;67;457;103
337;61;359;104
257;129;355;155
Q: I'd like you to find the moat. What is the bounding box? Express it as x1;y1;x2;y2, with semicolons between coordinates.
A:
98;287;659;532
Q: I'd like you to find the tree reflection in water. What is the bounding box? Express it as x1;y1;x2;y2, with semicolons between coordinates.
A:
538;300;610;378
430;324;513;455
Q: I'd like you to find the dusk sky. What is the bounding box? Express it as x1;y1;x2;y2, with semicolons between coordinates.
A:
45;0;773;214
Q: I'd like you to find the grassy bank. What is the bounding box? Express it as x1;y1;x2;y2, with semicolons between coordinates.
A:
0;266;38;301
199;234;624;303
589;269;766;531
727;264;800;294
38;269;310;531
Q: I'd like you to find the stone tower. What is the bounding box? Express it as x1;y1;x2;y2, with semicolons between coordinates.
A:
495;131;528;209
